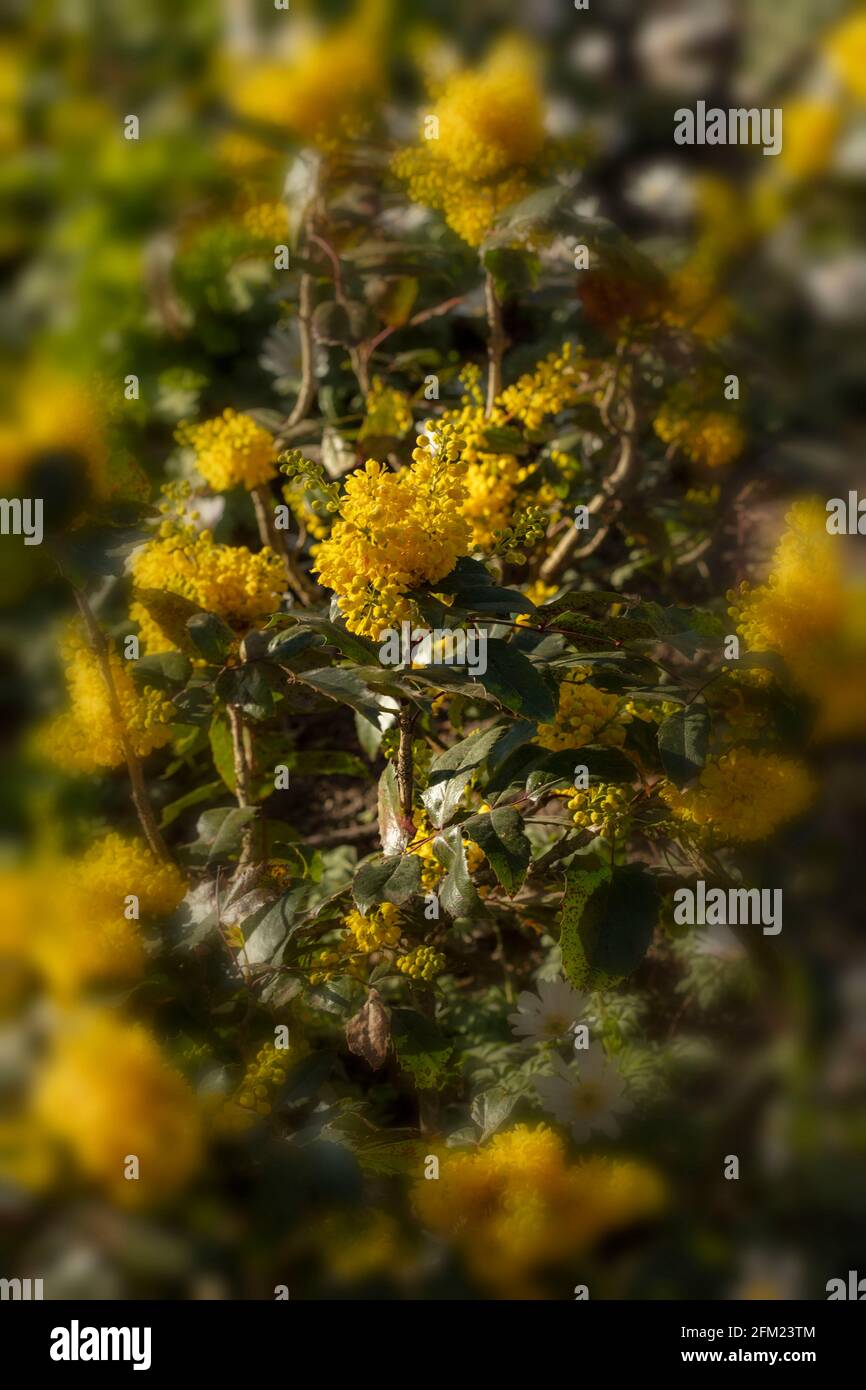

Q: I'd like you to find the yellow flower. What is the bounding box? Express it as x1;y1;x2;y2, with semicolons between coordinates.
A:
730;499;866;741
219;1037;306;1132
730;500;843;673
130;523;285;652
654;379;745;468
34;1009;203;1206
16;837;185;1000
535;670;631;752
34;625;173;772
313;426;471;637
780;100;841;178
414;1123;664;1296
661;748;813;843
241;202;289;243
392;39;546;246
230;2;385;153
344;902;402;953
0;370;110;495
396;944;445;981
825;11;866;101
360;377;414;442
461;454;522;550
178;409;276;492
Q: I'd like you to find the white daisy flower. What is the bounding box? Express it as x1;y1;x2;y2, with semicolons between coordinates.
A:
535;1046;631;1143
507;978;586;1043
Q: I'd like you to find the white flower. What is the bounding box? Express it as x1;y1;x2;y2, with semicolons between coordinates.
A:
535;1046;631;1143
507;978;586;1042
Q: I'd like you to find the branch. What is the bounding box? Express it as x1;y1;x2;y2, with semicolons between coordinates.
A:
539;392;638;580
250;482;316;606
227;702;256;867
73;589;171;862
484;271;507;416
396;702;416;827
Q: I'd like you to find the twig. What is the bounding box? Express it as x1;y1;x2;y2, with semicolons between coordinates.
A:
539;391;638;580
396;702;416;828
250;481;315;606
484;271;507;416
227;703;256;866
73;589;171;862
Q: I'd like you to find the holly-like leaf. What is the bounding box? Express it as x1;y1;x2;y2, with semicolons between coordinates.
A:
187;611;235;663
295;666;385;727
434;825;481;917
461;807;531;894
635;602;727;656
129;651;191;691
422;725;508;828
657;705;710;786
432;557;536;615
560;860;658;990
390;1008;454;1091
353;853;422;914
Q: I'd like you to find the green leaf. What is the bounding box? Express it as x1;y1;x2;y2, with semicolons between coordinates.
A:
129;651;191;691
353;854;422;914
295;666;385;727
209;716;237;792
479;639;556;721
132;587;207;654
560;861;658;991
390;1008;454;1091
461;807;531;895
377;761;406;855
635;602;727;657
271;616;380;666
422;725;508;828
189;805;258;862
186;611;235;663
433;825;481;917
432;556;536;615
657;706;710;786
159;779;224;829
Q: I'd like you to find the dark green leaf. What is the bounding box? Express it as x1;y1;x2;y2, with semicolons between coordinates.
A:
657;706;710;786
560;861;658;990
390;1008;454;1091
461;807;531;894
353;853;422;914
433;825;481;917
422;725;508;828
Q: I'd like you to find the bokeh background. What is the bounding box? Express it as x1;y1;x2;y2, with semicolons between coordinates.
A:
1;0;865;1300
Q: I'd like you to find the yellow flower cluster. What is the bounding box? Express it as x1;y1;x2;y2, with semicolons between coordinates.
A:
178;409;276;492
130;522;285;652
392;40;545;246
729;500;842;677
0;368;110;495
566;783;632;839
241;202;289;243
313;424;471;637
535;670;632;752
344;902;402;953
780;100;841;179
462;454;522;550
729;499;866;742
1;836;185;1003
34;1009;203;1206
654;381;745;469
35;625;173;772
220;1039;304;1132
414;1123;665;1296
661;748;813;843
360;377;414;442
230;3;384;153
825;11;866;102
498;342;590;431
395;944;445;981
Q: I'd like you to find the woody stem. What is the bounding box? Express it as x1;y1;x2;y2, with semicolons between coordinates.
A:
484;271;506;416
